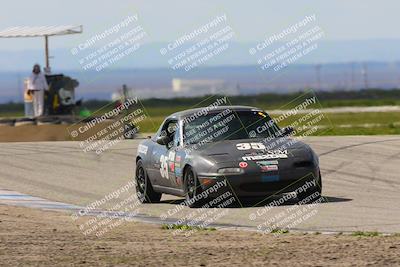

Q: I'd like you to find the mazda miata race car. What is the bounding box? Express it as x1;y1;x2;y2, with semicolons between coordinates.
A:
135;106;321;207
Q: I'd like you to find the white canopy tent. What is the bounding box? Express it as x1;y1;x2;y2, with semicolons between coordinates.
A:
0;25;83;71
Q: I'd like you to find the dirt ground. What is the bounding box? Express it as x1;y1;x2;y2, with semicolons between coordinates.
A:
0;125;70;142
0;205;399;266
0;122;116;142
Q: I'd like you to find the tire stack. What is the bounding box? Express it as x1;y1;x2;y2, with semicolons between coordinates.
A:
0;118;16;126
14;118;36;126
36;117;61;126
0;116;80;127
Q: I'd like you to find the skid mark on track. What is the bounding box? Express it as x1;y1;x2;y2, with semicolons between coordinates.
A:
319;138;400;157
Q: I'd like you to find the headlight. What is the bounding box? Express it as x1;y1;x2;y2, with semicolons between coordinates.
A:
217;167;244;174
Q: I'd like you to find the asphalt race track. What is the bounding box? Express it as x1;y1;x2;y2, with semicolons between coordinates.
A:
0;136;399;233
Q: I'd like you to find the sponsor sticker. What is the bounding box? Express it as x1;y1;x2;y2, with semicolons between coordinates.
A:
258;111;267;118
175;167;183;185
169;161;175;172
168;151;176;161
175;155;182;168
256;160;279;166
242;150;288;161
239;161;248;168
175;167;182;175
256;160;279;172
138;144;148;154
260;165;278;172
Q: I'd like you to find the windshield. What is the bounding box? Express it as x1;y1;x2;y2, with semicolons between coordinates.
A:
183;109;282;145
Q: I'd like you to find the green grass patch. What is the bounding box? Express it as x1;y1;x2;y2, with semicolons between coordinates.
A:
3;89;400;136
270;228;290;234
271;111;400;136
137;111;400;135
161;224;216;231
0;111;24;118
351;231;380;237
319;126;400;136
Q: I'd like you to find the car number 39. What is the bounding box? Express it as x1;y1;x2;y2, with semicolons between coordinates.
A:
160;155;169;179
236;142;266;150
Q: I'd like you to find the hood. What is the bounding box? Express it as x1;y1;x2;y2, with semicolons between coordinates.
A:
191;137;311;163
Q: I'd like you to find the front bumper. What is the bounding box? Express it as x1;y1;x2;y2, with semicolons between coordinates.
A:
198;162;319;198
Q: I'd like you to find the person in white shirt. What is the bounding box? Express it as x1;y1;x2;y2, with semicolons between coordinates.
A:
27;64;48;117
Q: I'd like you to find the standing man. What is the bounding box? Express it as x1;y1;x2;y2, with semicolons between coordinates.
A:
27;64;48;117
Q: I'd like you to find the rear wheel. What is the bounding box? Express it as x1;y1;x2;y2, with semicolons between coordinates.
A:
135;160;162;203
184;167;204;208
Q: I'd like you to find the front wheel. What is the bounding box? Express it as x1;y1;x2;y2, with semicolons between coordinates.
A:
184;167;204;208
135;160;162;203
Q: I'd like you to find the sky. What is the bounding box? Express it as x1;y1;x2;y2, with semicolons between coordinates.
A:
0;1;399;101
0;0;399;51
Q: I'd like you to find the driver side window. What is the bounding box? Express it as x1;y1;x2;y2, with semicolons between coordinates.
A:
158;119;178;148
173;122;181;147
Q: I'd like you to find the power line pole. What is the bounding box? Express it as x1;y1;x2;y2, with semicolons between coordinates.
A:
315;64;321;90
16;73;22;102
351;62;355;90
362;62;369;89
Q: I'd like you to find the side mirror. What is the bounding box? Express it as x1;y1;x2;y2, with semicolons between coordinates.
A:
156;135;171;146
282;126;294;136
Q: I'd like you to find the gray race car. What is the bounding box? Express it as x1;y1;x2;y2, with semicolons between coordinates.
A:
135;106;321;207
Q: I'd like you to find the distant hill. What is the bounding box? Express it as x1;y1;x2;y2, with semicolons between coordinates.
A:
1;39;400;71
0;39;400;103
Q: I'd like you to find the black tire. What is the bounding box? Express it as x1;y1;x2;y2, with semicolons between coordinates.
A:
297;171;322;203
184;167;204;208
135;160;162;203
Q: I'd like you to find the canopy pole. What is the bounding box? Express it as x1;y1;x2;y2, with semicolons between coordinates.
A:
44;35;49;70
